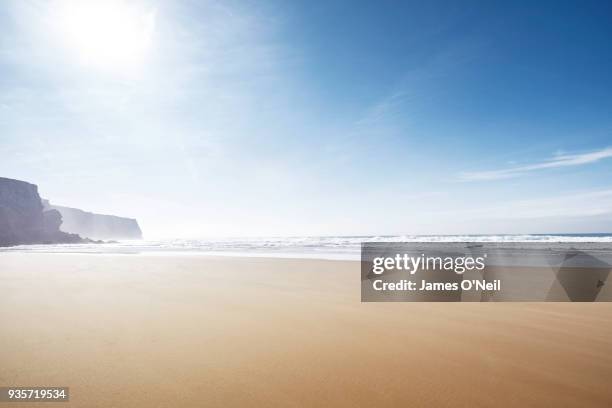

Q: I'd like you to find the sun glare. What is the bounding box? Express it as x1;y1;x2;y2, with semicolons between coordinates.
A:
54;1;156;72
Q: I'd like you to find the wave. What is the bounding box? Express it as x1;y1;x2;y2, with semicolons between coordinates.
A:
3;234;612;259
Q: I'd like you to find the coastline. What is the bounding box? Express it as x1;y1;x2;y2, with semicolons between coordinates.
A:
3;234;612;261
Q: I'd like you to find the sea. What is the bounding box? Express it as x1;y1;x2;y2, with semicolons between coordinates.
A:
2;234;612;260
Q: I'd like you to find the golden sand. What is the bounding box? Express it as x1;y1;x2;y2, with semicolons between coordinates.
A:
1;253;611;407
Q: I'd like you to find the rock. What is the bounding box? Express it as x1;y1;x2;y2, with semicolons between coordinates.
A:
0;177;84;246
42;200;143;240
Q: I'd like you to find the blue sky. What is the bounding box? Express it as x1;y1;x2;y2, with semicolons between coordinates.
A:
1;0;612;237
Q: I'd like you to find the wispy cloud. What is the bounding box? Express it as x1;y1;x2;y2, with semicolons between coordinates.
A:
459;147;612;181
354;89;411;128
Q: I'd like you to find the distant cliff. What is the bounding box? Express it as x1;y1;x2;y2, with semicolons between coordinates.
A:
0;177;83;246
43;200;143;241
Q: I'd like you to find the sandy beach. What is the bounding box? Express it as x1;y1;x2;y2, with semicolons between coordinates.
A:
1;253;612;407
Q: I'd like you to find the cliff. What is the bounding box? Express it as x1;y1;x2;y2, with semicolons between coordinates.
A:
43;200;143;241
0;177;83;246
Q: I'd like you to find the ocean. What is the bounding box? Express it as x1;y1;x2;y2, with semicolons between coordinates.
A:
3;234;612;260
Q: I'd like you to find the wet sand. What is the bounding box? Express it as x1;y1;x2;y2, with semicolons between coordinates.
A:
1;253;611;407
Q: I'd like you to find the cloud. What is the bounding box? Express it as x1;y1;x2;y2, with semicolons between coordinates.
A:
483;189;612;219
354;90;410;128
459;147;612;181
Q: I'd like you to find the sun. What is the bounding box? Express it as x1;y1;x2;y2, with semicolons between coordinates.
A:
54;0;156;72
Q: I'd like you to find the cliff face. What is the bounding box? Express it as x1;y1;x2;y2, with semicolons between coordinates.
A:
0;177;82;246
43;201;143;241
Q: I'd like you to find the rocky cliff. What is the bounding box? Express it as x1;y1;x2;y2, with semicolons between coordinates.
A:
0;177;83;246
43;200;143;241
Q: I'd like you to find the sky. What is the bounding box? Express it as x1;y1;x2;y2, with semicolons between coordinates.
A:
1;0;612;238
